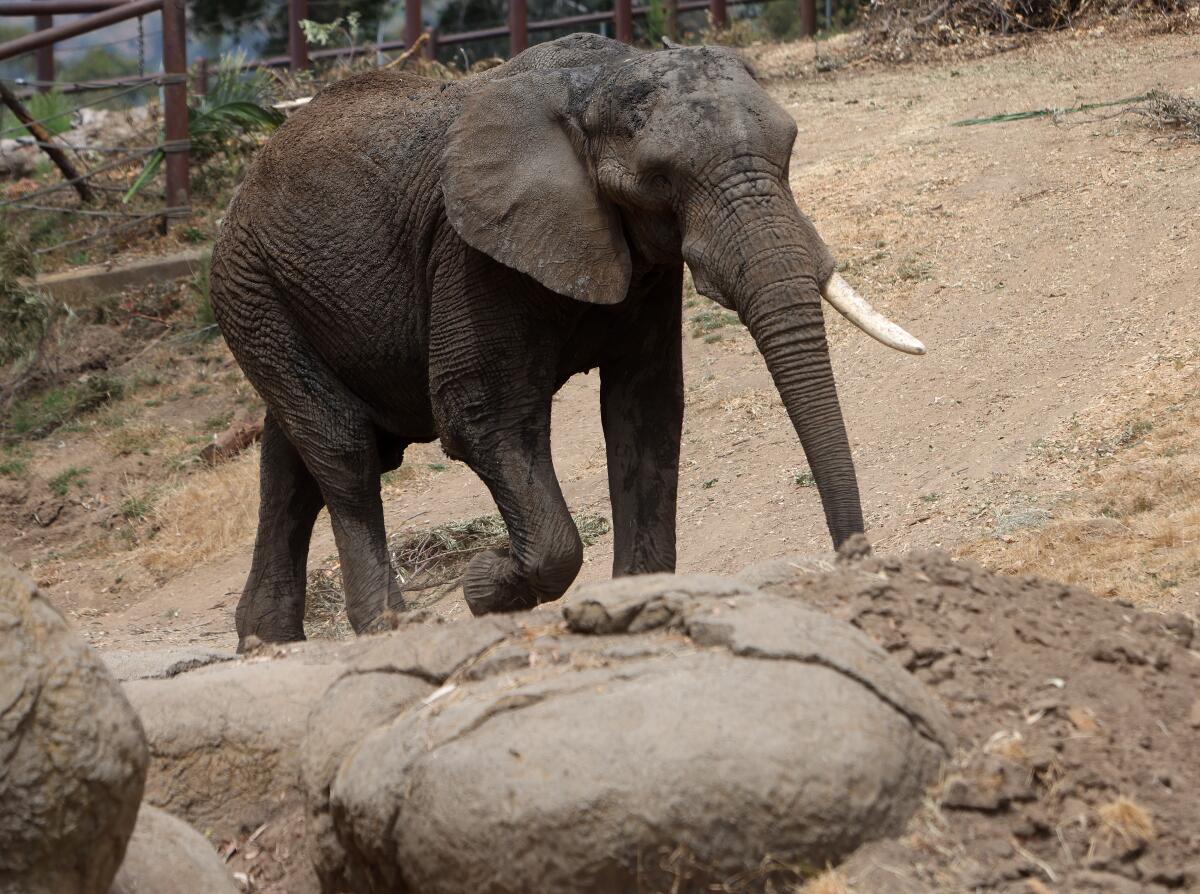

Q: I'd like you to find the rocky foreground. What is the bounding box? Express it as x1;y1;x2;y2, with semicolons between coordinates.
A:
2;542;1197;893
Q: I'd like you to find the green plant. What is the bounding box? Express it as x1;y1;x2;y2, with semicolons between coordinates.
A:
300;12;362;48
0;225;60;364
121;493;152;519
48;465;89;497
0;457;27;477
179;225;208;243
761;0;802;39
794;470;816;487
124;52;284;202
690;307;740;337
2;89;74;138
5;376;123;440
188;251;218;337
644;0;667;44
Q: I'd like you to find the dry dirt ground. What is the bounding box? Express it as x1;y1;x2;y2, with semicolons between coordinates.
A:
2;26;1199;651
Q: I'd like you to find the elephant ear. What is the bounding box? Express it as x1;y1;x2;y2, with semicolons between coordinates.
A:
442;70;632;305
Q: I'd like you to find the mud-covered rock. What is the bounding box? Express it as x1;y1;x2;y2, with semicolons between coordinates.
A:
126;655;343;836
0;563;148;894
109;805;239;894
303;617;516;890
311;573;952;893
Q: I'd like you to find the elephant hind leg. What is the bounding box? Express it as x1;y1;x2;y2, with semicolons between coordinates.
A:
454;421;584;616
216;284;404;638
236;411;324;647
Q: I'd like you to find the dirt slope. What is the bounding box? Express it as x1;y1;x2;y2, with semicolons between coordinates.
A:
4;27;1199;650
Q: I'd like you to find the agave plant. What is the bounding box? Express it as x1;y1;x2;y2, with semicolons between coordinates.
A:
124;52;284;202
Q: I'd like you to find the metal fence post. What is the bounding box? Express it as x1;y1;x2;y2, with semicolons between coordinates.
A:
423;27;437;59
289;0;309;70
509;0;527;55
161;0;189;224
35;4;53;92
614;0;632;43
665;0;678;40
799;0;816;36
405;0;421;48
708;0;726;30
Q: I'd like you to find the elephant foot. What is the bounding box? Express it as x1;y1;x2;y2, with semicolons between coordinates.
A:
462;550;540;616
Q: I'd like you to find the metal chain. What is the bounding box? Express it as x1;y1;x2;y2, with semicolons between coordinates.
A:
137;16;145;78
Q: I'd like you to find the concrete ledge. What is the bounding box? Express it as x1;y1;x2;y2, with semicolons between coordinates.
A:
32;249;207;303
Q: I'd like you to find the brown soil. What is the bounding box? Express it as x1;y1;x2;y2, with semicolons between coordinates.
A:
771;546;1200;893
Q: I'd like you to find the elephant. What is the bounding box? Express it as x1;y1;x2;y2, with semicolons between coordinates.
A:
210;32;924;647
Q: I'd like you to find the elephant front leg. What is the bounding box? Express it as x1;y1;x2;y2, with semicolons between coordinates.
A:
451;419;584;616
600;267;684;577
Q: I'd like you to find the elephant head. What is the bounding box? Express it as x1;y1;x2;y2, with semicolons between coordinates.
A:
442;41;924;549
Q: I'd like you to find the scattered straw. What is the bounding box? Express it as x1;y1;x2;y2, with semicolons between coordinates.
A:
304;511;611;639
1134;89;1200;141
1097;797;1156;848
798;867;853;894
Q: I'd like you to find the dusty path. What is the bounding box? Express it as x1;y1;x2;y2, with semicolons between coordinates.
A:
54;28;1200;649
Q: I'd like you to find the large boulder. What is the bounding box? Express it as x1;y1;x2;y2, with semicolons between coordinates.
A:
0;564;148;894
309;573;954;893
110;805;239;894
125;654;345;836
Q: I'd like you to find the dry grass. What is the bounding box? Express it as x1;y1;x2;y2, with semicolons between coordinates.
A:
304;511;612;638
137;446;261;577
1135;89;1200;142
961;358;1200;603
1096;797;1156;848
797;868;852;894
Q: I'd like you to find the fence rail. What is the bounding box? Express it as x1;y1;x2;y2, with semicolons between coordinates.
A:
0;0;189;236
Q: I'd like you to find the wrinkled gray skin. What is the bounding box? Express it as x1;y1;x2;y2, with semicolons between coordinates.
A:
212;33;862;646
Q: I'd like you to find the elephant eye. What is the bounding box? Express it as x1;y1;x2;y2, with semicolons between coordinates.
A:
649;173;671;191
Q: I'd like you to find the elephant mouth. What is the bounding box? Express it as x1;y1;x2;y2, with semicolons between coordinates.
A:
820;273;926;356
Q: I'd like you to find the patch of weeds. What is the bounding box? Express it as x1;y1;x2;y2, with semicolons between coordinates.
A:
1115;419;1154;448
380;468;412;487
49;466;90;497
66;250;91;266
188;252;218;340
1130;495;1154;514
179;226;209;244
690;308;739;338
704;333;723;344
304;511;611;639
203;411;234;432
897;255;932;282
120;493;152;520
4;375;124;440
794;470;816;487
1;225;62;365
703;478;718;489
0;457;27;477
920;492;941;503
428;462;447;472
189;384;212;397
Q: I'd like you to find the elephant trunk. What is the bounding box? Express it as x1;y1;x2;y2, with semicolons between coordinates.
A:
682;191;865;548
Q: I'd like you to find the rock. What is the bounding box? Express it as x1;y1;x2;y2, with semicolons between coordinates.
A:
109;805;239;894
736;552;836;589
199;415;264;465
0;563;147;894
303;617;515;890
125;655;343;836
103;647;237;682
313;574;953;893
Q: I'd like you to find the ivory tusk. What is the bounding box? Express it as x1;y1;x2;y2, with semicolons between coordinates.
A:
820;272;926;355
